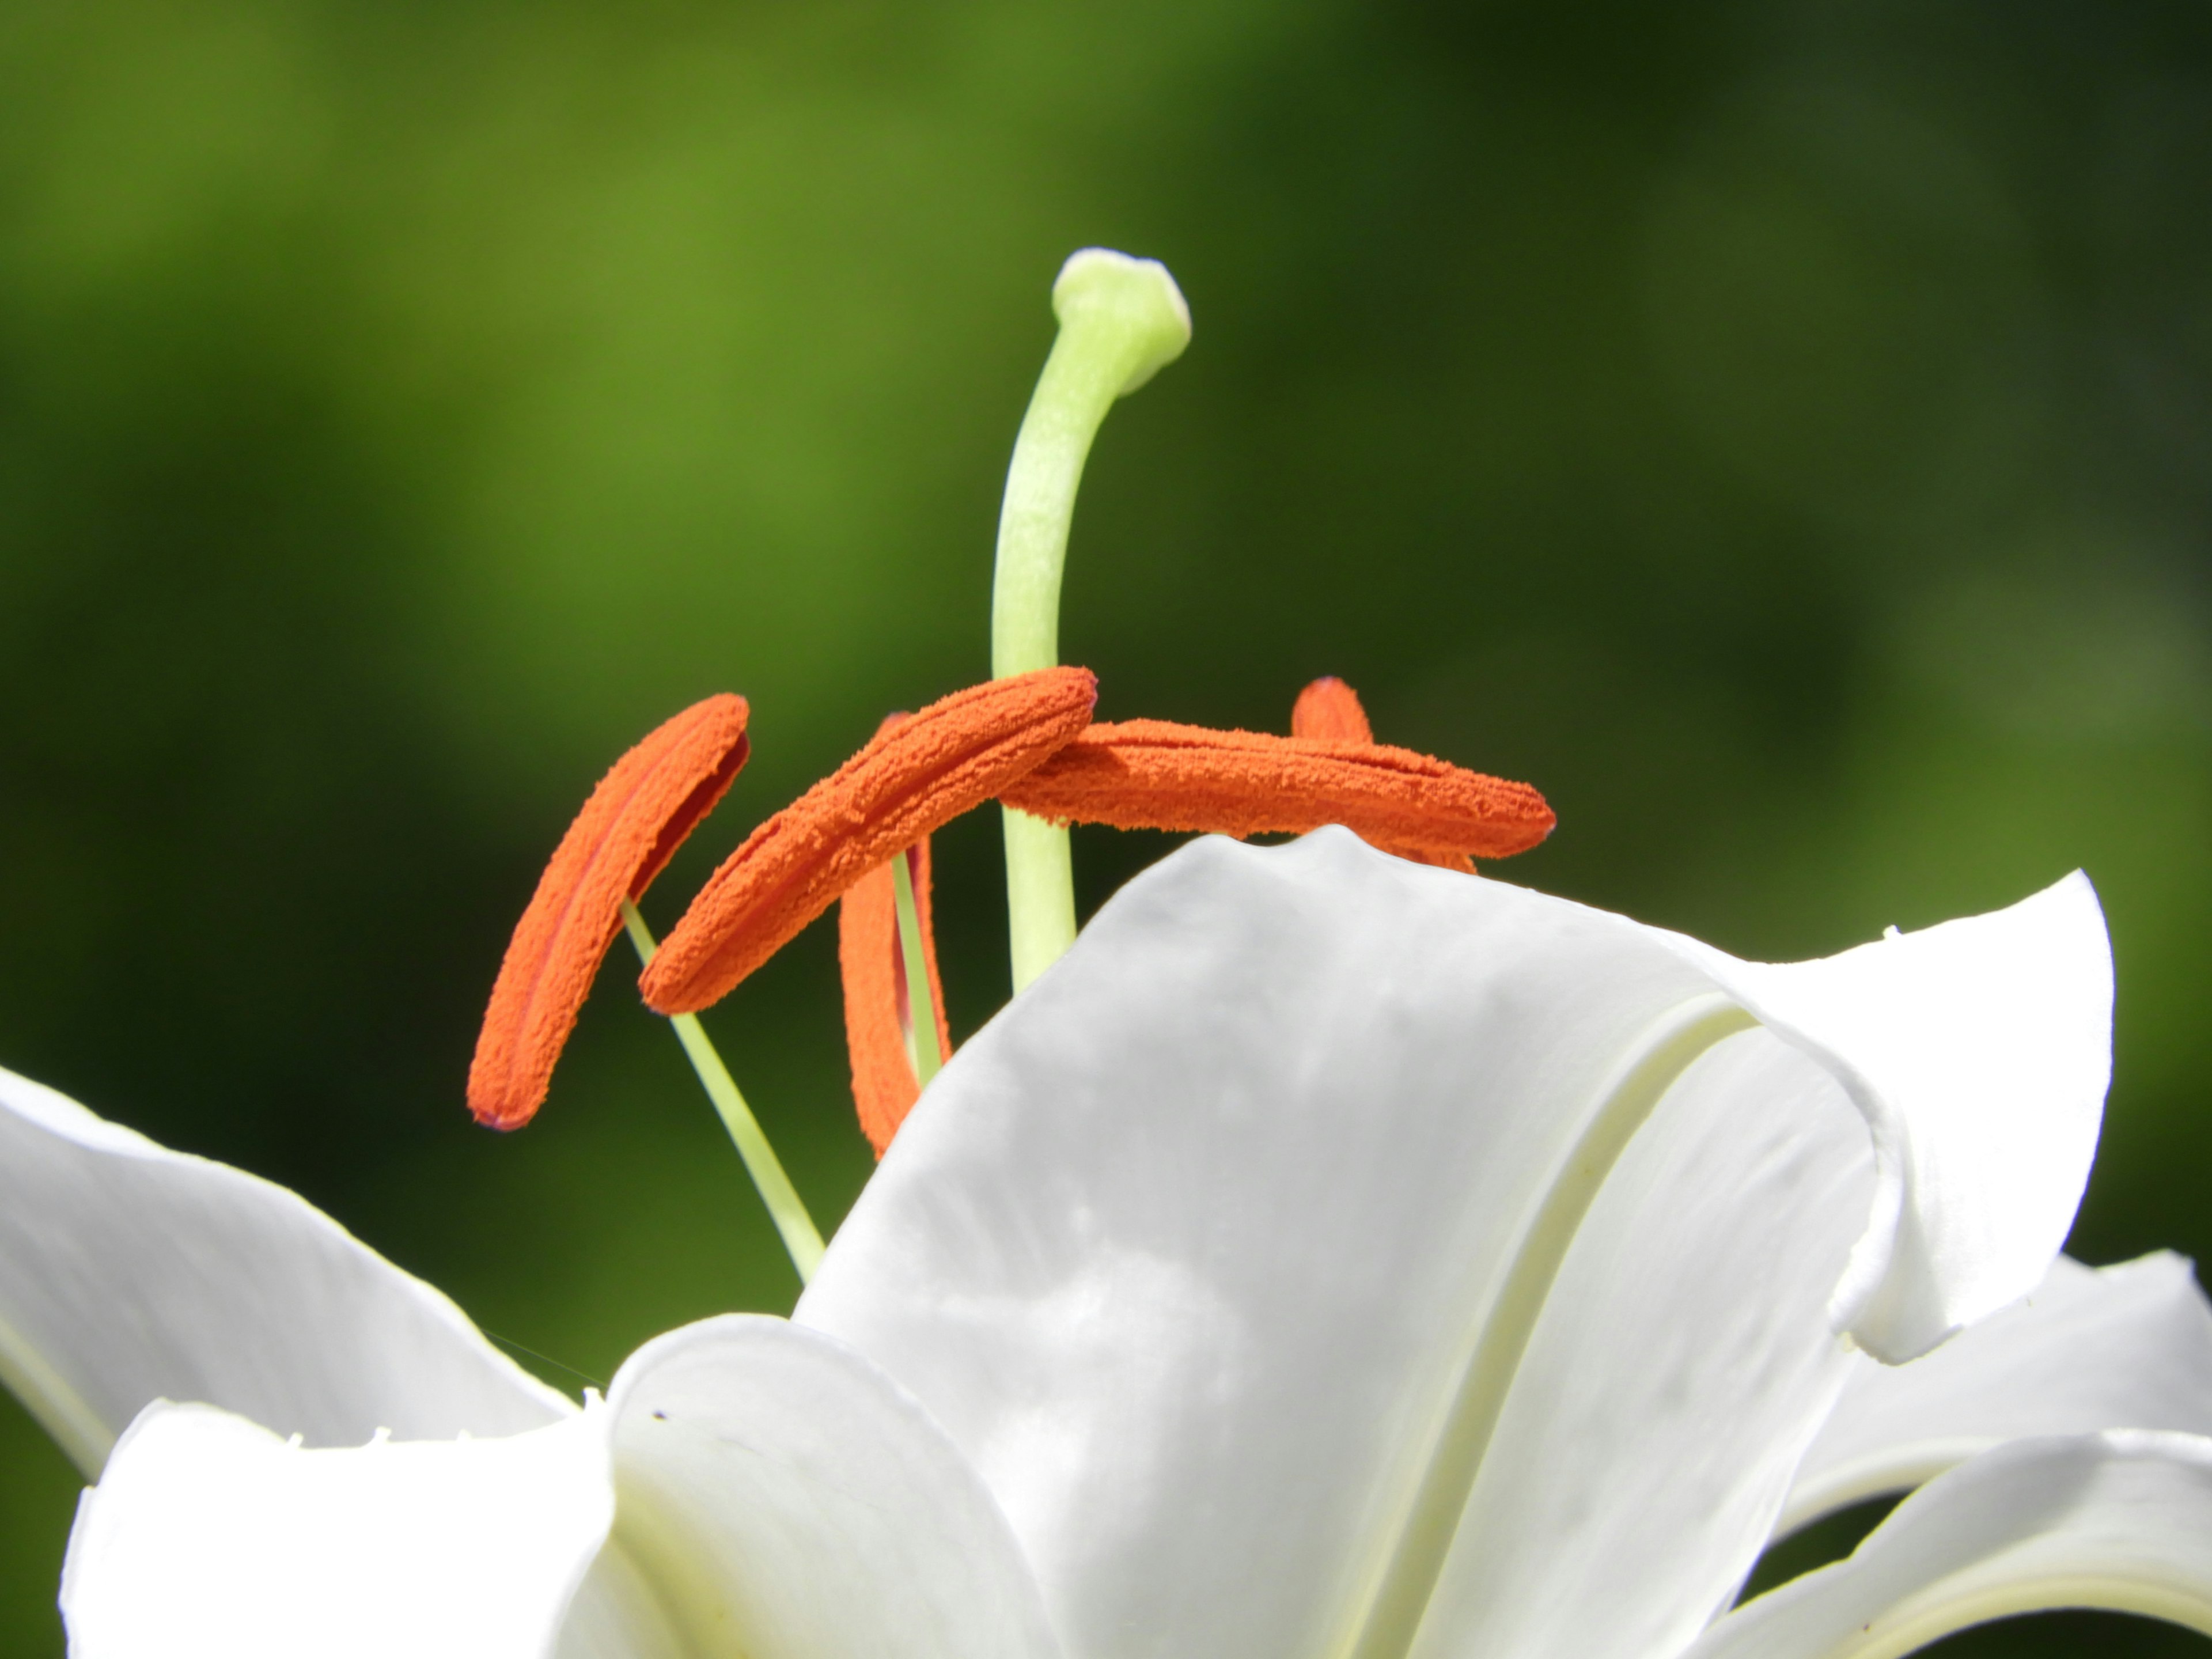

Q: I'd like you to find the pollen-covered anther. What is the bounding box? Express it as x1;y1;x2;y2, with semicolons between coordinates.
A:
1290;675;1482;871
642;667;1097;1016
1290;675;1374;745
468;694;752;1131
998;709;1554;865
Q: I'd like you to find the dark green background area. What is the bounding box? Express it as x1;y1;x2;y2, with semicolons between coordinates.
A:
2;0;2209;1651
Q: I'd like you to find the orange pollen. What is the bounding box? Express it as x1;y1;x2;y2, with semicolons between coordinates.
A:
641;666;1097;1015
1294;675;1475;871
468;694;751;1131
998;716;1555;863
1291;675;1374;744
838;834;953;1159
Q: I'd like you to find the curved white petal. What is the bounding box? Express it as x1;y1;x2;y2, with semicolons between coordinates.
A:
58;1312;1056;1659
798;831;2107;1659
1404;1029;1873;1659
1666;872;2112;1361
597;1315;1059;1659
60;1398;614;1659
552;1540;688;1659
1779;1252;2212;1536
801;831;1722;1659
0;1064;569;1476
1688;1431;2212;1659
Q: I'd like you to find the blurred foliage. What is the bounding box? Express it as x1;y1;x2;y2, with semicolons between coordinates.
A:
2;0;2210;1650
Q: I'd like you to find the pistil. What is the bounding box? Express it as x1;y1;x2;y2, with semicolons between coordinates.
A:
992;249;1191;991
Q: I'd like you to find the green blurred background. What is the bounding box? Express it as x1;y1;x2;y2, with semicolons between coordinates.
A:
2;0;2209;1651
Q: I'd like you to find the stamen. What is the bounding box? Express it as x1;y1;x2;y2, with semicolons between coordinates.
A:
998;718;1555;862
835;713;954;1157
1292;676;1474;872
468;695;750;1131
1291;675;1374;745
641;667;1097;1015
837;838;952;1158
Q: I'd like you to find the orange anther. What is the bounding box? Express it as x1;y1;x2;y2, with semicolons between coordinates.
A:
838;834;953;1158
998;717;1553;863
642;668;1097;1015
1291;676;1474;870
468;694;751;1131
1291;676;1374;744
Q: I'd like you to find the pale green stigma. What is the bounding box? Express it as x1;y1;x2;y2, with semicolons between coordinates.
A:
993;248;1191;992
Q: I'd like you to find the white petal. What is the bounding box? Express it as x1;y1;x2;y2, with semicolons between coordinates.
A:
1688;1431;2212;1659
797;831;2111;1659
552;1540;689;1659
1780;1252;2212;1536
801;831;1725;1659
60;1399;614;1659
1405;1029;1873;1659
0;1064;568;1477
1668;871;2113;1361
597;1315;1060;1659
58;1313;1056;1659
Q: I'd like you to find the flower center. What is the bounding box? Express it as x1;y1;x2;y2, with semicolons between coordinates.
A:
461;249;1556;1274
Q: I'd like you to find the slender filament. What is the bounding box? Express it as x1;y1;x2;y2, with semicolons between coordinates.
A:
891;850;944;1086
621;899;825;1283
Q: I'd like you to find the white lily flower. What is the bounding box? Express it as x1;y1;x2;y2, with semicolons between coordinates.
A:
7;828;2205;1659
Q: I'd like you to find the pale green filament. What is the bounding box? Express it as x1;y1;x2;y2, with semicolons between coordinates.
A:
890;851;944;1086
993;248;1191;991
620;899;825;1284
